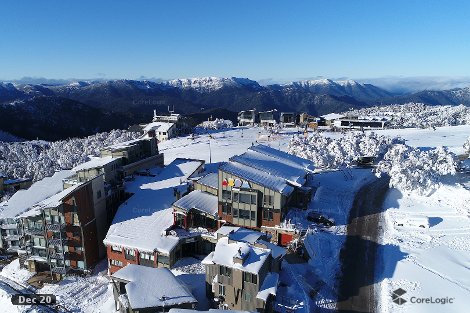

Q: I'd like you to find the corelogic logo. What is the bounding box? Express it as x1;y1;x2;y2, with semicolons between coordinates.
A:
392;288;407;305
391;287;455;306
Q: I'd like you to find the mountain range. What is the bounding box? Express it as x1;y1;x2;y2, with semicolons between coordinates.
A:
1;77;470;140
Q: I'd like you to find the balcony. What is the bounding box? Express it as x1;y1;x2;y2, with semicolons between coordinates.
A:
46;224;65;232
1;223;18;230
49;253;64;260
25;228;44;236
48;238;68;246
51;266;68;274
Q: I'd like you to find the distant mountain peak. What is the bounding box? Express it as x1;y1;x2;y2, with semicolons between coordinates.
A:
163;76;261;92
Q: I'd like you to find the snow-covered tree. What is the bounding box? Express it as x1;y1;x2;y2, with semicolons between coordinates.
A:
0;129;140;182
464;136;470;155
376;145;458;195
195;119;233;131
288;131;458;195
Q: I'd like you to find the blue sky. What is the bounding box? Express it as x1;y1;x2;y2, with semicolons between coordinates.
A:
1;0;470;85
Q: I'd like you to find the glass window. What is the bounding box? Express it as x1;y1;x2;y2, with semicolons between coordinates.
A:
263;208;274;221
239;209;250;219
233;209;238;217
251;195;257;205
158;254;170;265
218;284;226;296
250;211;256;221
219;266;232;277
239;193;251;204
77;261;85;269
111;245;121;253
244;292;251;302
263;195;274;206
222;190;231;200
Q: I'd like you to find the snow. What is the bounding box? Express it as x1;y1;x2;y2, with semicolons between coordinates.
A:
205;237;270;274
143;121;175;133
196;172;218;189
0;259;35;285
19;181;85;218
173;190;218;216
0;170;73;219
227;227;265;244
72;155;117;171
257;272;279;301
220;161;294;196
164;77;260;92
38;259;114;312
111;265;197;309
103;158;203;253
321;113;345;120
230;149;307;185
377;178;470;313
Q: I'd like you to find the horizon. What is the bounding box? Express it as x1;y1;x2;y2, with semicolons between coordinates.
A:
2;0;470;92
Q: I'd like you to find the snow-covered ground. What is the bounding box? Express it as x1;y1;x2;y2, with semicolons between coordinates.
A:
377;176;470;312
1;124;469;313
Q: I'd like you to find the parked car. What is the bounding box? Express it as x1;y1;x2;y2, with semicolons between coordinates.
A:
307;212;335;227
394;215;429;228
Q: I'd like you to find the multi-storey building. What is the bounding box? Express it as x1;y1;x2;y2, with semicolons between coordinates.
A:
202;231;284;312
237;110;257;126
0;170;74;253
217;145;314;243
18;174;107;278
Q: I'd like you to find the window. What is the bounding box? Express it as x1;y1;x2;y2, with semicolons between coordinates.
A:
77;261;85;269
222;190;231;201
125;249;135;256
250;211;256;221
239;193;251;204
233;209;238;217
111;245;121;253
263;195;274;206
219;266;232;277
72;213;79;226
243;292;251;302
239;209;250;219
97;190;102;199
110;259;123;267
218;284;226;296
158;254;170;265
243;272;257;284
221;203;232;215
76;246;83;252
263;208;274;221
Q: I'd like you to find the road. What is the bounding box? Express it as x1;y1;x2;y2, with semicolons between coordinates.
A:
336;176;390;313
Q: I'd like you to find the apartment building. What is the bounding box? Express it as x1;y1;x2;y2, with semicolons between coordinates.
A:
202;233;283;312
100;137;164;178
237;110;257;126
18;174;107;278
0;170;74;253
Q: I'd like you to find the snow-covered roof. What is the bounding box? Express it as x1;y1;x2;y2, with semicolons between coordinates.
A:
256;240;286;259
143;121;175;133
249;145;315;172
219;161;294;196
230;149;309;185
228;228;265;244
196;172;218;189
0;170;74;219
72;156;119;171
215;225;240;236
103;159;203;253
321;113;345;120
256;272;279;301
173;190;218;217
112;265;197;309
106;137;152;151
19;181;86;218
202;237;271;274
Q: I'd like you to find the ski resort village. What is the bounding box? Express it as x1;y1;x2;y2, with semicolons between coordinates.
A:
0;105;470;313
